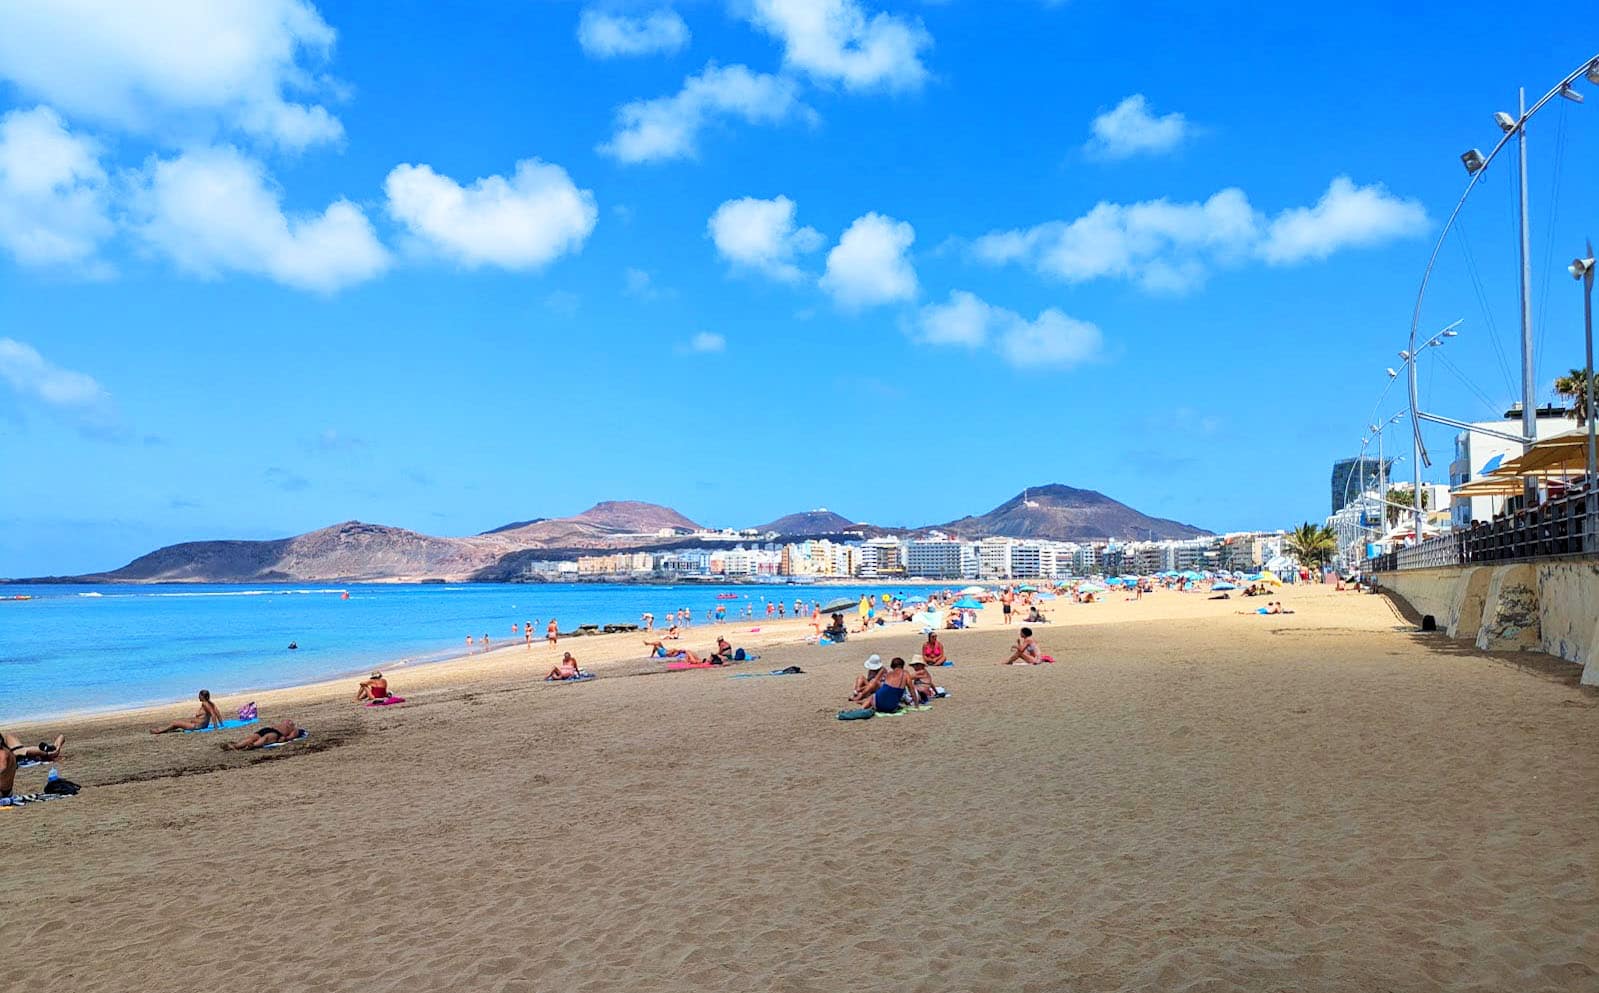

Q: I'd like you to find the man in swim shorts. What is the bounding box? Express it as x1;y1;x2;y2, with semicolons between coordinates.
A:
222;719;301;751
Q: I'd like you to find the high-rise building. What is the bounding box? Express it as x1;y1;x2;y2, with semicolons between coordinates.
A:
1331;457;1391;514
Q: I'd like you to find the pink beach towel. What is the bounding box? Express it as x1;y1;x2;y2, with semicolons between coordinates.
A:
365;696;406;707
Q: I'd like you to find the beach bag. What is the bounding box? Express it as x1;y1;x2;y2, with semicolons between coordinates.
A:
238;702;258;721
733;648;748;661
44;777;80;795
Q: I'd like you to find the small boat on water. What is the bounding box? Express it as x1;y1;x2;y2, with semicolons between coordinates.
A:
5;595;32;601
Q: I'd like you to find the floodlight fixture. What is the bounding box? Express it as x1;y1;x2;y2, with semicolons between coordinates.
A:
1493;111;1517;132
1386;367;1398;378
1460;148;1487;174
1571;256;1596;280
1398;350;1412;360
1587;59;1599;85
1559;83;1584;103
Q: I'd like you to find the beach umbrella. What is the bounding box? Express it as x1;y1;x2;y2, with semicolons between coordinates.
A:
1181;570;1202;580
1078;583;1106;594
958;585;987;595
1212;581;1237;591
818;598;856;614
912;608;942;629
1036;592;1057;600
1105;577;1124;586
952;597;983;609
904;594;927;604
1017;584;1037;592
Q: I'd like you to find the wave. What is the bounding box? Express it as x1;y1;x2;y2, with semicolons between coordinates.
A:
144;589;350;598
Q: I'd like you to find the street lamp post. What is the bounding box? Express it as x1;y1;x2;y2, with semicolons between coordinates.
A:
1571;245;1596;489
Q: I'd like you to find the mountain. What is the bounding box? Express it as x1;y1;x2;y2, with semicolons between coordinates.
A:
71;502;706;583
757;509;857;535
83;521;506;583
43;490;1211;584
938;484;1210;542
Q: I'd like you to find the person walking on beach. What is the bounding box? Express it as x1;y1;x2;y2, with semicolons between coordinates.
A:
715;604;726;623
546;619;559;647
150;690;225;734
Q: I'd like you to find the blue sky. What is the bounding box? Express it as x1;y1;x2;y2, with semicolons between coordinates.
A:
1;1;1596;577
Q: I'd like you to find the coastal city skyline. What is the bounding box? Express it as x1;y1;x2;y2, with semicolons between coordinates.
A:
3;3;1596;579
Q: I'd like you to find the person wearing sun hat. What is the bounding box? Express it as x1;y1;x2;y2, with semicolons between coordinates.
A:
355;671;390;702
851;654;883;700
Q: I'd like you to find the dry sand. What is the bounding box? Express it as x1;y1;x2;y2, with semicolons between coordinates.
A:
4;585;1596;992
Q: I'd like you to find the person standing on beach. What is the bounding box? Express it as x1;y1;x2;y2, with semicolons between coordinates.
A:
546;619;559;646
643;612;654;631
524;623;533;649
715;604;726;623
1001;589;1015;624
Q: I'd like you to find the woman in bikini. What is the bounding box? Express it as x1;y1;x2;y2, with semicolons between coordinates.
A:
355;671;389;702
3;730;66;762
150;690;225;734
222;719;300;751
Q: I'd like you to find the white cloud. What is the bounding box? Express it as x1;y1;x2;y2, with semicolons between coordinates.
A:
578;8;690;58
912;290;1101;370
997;309;1102;369
384;159;597;270
821;212;917;308
1260;176;1429;264
0;0;343;149
974;178;1426;293
0;338;121;436
911;289;993;347
1085;94;1191;160
0;106;113;268
131;146;389;292
707;195;823;282
686;331;726;353
600;62;809;163
747;0;930;91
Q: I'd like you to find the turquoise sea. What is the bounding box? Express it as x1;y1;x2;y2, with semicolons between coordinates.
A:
0;581;903;723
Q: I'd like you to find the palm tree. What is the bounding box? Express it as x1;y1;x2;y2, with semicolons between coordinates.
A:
1385;486;1429;526
1554;368;1595;425
1284;522;1337;572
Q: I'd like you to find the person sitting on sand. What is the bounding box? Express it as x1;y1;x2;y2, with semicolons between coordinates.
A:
852;655;884;699
853;657;914;712
221;719;301;751
4;730;66;762
823;613;848;642
150;690;225;734
909;660;937;703
1003;628;1043;665
1;746;15;800
921;632;946;666
355;671;389;702
546;652;582;680
1025;605;1048;622
709;636;736;663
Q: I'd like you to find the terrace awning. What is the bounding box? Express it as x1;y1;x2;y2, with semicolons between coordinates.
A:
1489;431;1592;476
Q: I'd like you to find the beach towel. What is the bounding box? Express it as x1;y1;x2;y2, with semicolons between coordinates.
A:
544;672;595;683
837;708;875;721
0;791;75;808
262;729;309;749
729;666;804;679
665;661;717;671
183;718;254;734
364;695;408;706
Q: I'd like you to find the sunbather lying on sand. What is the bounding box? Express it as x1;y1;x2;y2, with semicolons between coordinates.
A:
151;690;225;734
643;641;704;664
1003;628;1043;665
221;720;301;751
4;730;65;762
546;652;582;680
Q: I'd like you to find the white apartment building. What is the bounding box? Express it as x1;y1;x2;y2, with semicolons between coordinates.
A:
905;538;964;579
1448;406;1577;528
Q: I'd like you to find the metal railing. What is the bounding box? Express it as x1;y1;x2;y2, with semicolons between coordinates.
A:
1372;489;1598;571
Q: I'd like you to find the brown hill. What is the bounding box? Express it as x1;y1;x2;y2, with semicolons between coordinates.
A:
756;509;857;535
939;484;1209;542
84;522;505;583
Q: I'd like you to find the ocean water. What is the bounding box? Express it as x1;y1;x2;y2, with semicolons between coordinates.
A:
0;581;906;723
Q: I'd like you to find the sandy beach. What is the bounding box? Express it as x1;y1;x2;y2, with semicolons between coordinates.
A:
4;585;1596;992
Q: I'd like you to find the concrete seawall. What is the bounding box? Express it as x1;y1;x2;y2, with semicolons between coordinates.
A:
1377;558;1599;685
